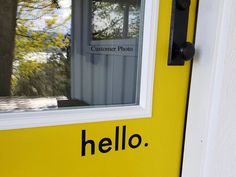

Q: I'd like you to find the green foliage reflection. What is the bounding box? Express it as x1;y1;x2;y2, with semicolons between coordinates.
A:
12;0;71;97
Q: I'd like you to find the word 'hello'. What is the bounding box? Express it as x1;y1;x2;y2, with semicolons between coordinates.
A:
81;126;148;156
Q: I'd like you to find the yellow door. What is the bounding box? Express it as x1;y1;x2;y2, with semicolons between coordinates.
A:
0;0;197;177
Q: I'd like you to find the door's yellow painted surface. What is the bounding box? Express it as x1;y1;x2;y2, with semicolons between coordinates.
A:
0;1;197;177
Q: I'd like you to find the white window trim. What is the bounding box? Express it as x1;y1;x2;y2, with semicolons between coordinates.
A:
0;0;159;130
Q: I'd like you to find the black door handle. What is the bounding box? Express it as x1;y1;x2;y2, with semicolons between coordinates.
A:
168;0;195;65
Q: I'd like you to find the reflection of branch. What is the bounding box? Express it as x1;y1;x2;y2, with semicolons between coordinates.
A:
92;18;123;36
17;0;62;21
51;0;60;9
15;32;36;40
43;16;71;32
18;3;52;11
18;0;60;10
17;13;47;21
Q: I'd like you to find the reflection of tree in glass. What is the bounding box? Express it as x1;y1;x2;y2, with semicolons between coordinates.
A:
13;46;70;97
92;1;124;40
12;0;71;97
92;0;141;40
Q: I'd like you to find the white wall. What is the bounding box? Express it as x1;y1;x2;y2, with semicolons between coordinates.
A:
182;0;236;177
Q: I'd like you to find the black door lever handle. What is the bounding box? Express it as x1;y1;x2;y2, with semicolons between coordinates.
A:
168;0;195;65
174;42;195;61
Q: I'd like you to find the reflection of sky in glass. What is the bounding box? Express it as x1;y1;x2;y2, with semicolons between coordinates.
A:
17;0;71;34
47;0;71;33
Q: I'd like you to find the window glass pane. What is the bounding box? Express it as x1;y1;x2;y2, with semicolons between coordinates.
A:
0;0;144;113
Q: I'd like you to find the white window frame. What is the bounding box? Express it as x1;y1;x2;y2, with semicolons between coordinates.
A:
0;0;159;130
